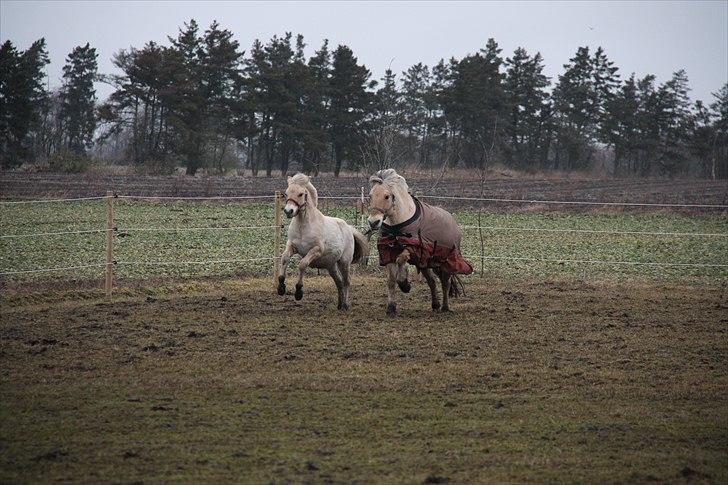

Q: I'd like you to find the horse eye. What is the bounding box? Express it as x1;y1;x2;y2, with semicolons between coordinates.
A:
300;192;304;196
384;195;389;200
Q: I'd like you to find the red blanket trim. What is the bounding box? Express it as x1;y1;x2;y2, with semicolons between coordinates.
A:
377;236;473;275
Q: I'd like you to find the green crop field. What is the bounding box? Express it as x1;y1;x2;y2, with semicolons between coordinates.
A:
1;199;726;284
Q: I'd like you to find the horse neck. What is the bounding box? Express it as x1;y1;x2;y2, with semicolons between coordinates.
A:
387;188;417;226
294;201;322;227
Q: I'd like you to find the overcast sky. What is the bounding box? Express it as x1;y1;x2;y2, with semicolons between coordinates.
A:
1;0;726;104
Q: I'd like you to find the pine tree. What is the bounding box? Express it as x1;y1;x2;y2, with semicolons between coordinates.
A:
503;47;550;169
603;73;640;174
708;83;728;178
302;39;332;175
329;45;374;176
552;46;596;169
167;19;205;175
444;38;507;168
58;43;98;155
401;63;432;166
0;39;50;167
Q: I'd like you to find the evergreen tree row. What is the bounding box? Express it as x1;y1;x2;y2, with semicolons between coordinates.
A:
1;20;726;178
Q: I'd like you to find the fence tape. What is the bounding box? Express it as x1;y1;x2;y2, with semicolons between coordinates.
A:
463;254;728;268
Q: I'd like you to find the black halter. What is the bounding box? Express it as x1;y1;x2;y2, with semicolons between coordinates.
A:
381;196;422;237
286;192;308;210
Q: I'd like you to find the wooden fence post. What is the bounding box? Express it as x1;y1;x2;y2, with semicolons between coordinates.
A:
105;191;114;298
274;191;281;279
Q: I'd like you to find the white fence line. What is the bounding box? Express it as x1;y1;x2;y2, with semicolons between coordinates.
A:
0;263;106;275
423;195;728;209
115;257;274;266
463;254;728;268
115;225;281;233
0;196;105;205
116;195;271;201
2;193;727;208
1;229;108;239
459;225;728;238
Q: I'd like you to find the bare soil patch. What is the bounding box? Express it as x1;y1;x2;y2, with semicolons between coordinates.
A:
1;275;726;483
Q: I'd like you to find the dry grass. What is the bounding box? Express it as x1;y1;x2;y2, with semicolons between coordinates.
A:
1;275;727;483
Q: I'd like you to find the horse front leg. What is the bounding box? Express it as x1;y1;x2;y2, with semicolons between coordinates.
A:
386;263;398;316
277;241;295;295
422;268;440;311
395;249;411;293
295;245;321;301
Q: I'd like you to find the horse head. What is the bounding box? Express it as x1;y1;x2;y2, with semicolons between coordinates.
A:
367;169;410;230
283;173;318;218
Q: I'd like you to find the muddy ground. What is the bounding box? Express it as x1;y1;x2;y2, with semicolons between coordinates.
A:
1;275;726;483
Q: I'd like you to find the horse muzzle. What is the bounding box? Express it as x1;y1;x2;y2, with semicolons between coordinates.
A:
283;204;297;218
368;216;383;230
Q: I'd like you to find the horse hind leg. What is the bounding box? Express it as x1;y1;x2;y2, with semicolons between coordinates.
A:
334;260;350;311
422;268;440;311
438;270;452;312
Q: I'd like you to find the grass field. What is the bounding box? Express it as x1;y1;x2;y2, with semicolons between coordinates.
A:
1;200;726;284
1;276;726;483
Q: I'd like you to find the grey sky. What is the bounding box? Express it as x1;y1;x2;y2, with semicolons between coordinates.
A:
1;0;726;104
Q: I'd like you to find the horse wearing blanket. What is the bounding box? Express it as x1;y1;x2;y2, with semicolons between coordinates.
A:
367;169;473;316
277;174;369;310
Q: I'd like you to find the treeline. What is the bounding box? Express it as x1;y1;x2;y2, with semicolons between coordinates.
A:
1;19;726;178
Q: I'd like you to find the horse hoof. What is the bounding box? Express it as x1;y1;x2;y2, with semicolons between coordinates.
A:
338;302;349;311
277;278;286;296
432;302;441;311
386;303;397;317
398;280;411;293
294;285;303;301
440;306;451;313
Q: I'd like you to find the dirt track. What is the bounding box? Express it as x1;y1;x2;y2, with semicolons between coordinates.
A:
1;275;726;483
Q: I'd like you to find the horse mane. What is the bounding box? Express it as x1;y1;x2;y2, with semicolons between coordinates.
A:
369;169;410;195
288;173;318;208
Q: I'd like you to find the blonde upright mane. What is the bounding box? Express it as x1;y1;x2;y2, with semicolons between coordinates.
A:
369;169;410;196
288;173;319;208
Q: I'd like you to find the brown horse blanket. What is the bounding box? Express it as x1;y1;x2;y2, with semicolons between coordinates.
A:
378;197;473;275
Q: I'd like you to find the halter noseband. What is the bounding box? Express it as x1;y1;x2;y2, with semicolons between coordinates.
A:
285;192;308;211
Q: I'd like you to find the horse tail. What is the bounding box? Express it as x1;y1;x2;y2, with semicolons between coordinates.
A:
352;229;370;265
449;275;465;298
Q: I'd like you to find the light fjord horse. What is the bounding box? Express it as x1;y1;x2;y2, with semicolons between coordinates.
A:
277;174;369;310
367;169;472;316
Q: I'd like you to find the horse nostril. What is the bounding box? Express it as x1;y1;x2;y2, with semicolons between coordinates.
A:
369;220;380;229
